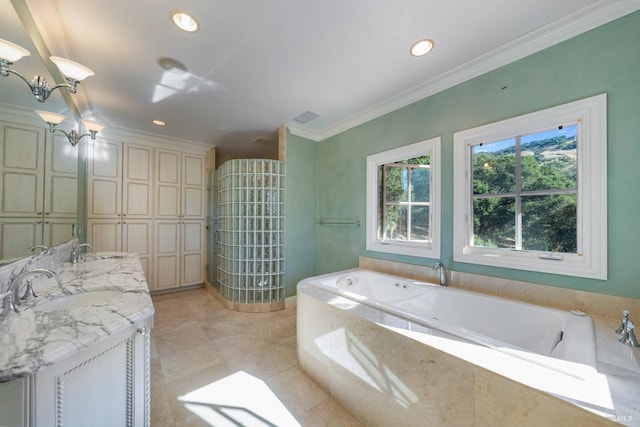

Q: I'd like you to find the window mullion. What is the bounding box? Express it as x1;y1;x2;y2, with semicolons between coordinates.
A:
381;165;388;239
515;136;523;250
406;166;412;240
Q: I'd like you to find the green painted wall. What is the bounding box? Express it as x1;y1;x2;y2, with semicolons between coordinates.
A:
314;11;640;298
285;131;318;297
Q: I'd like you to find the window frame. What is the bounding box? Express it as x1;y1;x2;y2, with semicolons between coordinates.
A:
453;94;607;279
366;137;441;258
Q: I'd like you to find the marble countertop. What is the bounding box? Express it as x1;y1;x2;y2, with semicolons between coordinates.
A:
0;252;154;382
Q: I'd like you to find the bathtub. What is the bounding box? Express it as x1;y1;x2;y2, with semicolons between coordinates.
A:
297;269;618;425
301;268;597;373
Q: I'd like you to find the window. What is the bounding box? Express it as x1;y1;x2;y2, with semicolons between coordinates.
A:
367;137;441;258
453;94;607;279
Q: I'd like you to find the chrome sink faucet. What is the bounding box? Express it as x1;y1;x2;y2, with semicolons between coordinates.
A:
28;245;49;254
433;261;447;287
1;268;56;318
71;243;93;263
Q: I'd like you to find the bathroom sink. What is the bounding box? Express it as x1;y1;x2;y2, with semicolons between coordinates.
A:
34;289;123;312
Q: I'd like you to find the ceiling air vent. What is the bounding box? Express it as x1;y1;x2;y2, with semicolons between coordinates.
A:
293;110;320;124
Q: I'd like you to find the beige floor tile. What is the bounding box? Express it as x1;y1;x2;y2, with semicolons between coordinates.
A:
264;366;330;418
150;289;359;426
151;371;176;427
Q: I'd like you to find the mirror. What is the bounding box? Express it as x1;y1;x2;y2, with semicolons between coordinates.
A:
0;117;78;264
0;3;79;265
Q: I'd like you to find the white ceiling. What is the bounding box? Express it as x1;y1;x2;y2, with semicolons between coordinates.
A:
1;0;638;156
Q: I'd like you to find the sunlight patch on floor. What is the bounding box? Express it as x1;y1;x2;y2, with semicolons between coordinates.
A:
178;371;300;427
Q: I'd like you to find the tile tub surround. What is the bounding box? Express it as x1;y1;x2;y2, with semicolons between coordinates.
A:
0;252;154;382
298;276;640;426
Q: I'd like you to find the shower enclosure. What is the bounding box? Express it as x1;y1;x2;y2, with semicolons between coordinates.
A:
214;159;285;312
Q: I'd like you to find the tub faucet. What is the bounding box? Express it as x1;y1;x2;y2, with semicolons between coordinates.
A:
620;321;639;348
71;243;93;263
1;268;56;318
433;261;447;287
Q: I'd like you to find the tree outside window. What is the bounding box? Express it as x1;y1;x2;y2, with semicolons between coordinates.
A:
471;126;577;253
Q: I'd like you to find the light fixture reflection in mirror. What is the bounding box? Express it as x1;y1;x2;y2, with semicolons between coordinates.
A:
35;111;105;146
0;38;94;103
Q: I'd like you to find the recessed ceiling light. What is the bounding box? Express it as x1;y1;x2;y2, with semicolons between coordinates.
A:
410;39;434;57
152;119;166;126
171;10;199;33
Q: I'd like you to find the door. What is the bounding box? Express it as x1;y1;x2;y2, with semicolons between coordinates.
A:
154;220;180;290
155;149;181;219
44;133;78;218
123;144;153;218
86;220;122;252
123;220;153;285
0;218;41;260
182;220;205;285
87;139;122;218
182;154;205;219
43;218;77;248
0;122;45;217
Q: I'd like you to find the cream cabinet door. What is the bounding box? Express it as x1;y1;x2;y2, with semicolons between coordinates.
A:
182;220;205;285
0;122;45;217
153;220;180;290
0;218;42;260
123;144;153;218
44;133;78;218
123;220;153;286
87;139;123;218
34;323;150;427
182;154;205;219
86;219;122;253
43;218;77;248
0;377;29;426
155;149;181;219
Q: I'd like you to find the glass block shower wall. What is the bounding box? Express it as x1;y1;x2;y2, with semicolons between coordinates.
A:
217;159;285;307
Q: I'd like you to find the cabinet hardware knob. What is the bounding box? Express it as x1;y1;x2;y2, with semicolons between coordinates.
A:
137;327;147;335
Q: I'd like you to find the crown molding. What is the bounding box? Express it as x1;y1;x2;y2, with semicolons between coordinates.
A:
99;125;213;154
0;101;49;127
286;123;322;142
0;101;213;153
289;0;640;143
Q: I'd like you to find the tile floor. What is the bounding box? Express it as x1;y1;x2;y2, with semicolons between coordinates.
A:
150;288;363;426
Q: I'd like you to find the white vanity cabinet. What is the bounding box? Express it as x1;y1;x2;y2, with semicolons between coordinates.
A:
0;318;151;427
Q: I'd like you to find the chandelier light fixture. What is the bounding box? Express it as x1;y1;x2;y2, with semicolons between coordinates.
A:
35;110;105;146
0;38;94;103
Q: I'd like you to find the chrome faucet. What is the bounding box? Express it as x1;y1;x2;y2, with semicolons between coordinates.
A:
433;261;447;287
616;310;639;347
71;243;93;263
28;245;49;254
1;268;56;318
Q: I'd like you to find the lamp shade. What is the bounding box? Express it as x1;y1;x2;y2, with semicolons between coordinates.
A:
81;119;106;133
0;38;30;62
50;56;94;81
35;110;66;125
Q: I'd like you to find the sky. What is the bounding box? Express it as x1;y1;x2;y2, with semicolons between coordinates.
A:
474;124;577;153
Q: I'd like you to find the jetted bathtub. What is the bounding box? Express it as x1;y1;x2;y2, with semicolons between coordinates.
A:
299;268;597;372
